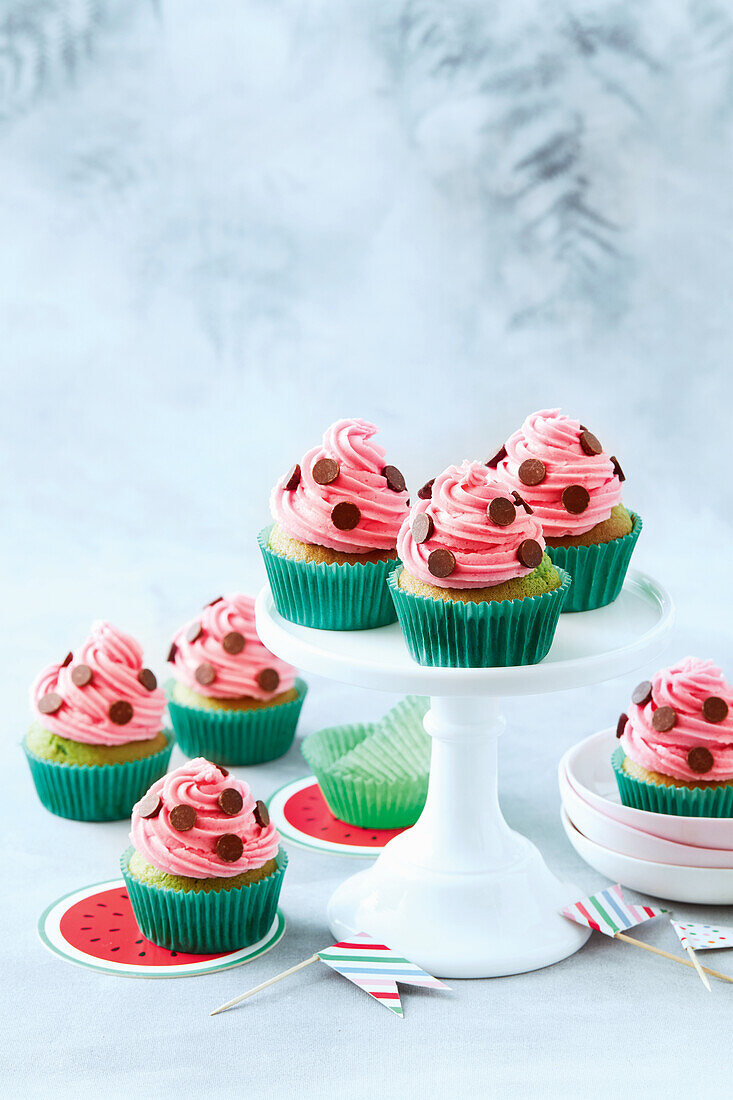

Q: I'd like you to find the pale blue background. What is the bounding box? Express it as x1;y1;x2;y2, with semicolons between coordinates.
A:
3;2;733;1097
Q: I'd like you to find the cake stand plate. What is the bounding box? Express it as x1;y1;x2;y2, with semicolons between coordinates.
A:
256;569;673;979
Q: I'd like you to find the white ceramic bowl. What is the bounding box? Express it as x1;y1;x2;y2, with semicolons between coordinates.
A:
561;728;733;850
560;807;733;904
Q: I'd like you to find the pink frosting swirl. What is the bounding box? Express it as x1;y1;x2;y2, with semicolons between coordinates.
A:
397;460;547;589
269;418;409;553
130;758;280;877
169;593;297;700
621;658;733;782
31;621;166;745
497;408;623;537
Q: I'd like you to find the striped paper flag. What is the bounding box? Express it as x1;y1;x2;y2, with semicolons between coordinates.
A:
560;884;666;937
317;933;449;1017
671;921;733;950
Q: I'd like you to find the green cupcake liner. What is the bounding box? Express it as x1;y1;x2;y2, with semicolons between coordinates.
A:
121;847;287;953
612;745;733;818
23;733;174;822
302;710;429;828
547;511;642;613
387;567;571;668
167;679;307;766
258;526;398;630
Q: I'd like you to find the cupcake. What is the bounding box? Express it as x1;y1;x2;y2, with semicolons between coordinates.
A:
259;417;410;629
24;622;173;821
613;658;733;817
122;758;286;952
166;593;307;765
492;408;640;611
388;460;571;667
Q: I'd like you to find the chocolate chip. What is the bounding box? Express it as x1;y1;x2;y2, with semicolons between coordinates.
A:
331;501;361;530
486;445;507;469
71;664;93;687
108;700;133;725
382;465;406;493
222;631;245;655
38;692;63;715
218;788;244;816
61;652;73;668
518;458;546;486
217;765;229;777
167;642;178;663
562;484;590;514
284;464;301;491
651;705;676;733
169;804;196;832
312;458;339;485
138;791;162;819
428;548;456;578
616;713;628;739
703;696;729;724
687;746;714;774
517;539;542;569
195;662;216;686
185;622;203;644
137;668;157;691
254;799;270;828
206;596;224;607
411;513;434;544
417;478;435;500
579;430;602;456
511;491;533;515
216;834;243;862
631;680;653;706
257;668;280;692
488;496;516;527
610;455;625;483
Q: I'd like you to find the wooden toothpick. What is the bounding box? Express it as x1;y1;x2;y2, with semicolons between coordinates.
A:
210;954;320;1016
614;933;730;984
685;944;712;992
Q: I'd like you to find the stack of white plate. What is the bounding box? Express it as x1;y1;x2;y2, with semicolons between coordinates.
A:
559;729;733;903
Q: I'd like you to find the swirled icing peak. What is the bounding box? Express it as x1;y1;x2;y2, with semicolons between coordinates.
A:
496;408;624;537
397;460;547;589
169;593;297;700
620;658;733;782
270;418;409;553
130;758;280;877
31;621;166;746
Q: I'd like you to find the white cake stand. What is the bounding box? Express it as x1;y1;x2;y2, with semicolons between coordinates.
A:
255;570;674;978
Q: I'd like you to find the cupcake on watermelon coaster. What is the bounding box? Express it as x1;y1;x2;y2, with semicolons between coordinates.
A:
613;657;733;817
492;408;640;611
166;593;306;766
24;622;173;821
302;696;430;828
259;417;410;630
389;460;570;667
122;757;287;953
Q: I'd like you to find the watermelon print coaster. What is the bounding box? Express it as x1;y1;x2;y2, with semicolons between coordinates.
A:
267;776;408;858
38;880;285;978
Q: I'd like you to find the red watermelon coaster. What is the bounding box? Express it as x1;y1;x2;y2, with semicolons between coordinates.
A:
267;776;407;858
39;880;285;978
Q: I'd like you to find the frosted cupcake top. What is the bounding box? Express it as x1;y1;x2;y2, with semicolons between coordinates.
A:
168;593;296;700
494;408;624;538
619;658;733;782
270;418;410;554
397;460;547;589
130;758;279;878
31;621;166;745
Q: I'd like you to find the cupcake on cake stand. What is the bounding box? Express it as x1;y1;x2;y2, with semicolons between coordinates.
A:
256;569;673;979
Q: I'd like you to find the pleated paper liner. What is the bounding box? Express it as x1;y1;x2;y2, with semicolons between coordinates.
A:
23;733;174;822
387;566;571;668
257;526;399;630
547;511;642;613
121;847;288;954
302;697;430;829
167;679;307;766
612;746;733;818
